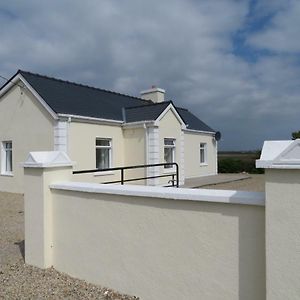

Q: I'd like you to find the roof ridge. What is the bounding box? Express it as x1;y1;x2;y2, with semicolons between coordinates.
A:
125;100;172;110
18;69;149;103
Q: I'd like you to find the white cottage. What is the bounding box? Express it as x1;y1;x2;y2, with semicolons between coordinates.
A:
0;70;219;193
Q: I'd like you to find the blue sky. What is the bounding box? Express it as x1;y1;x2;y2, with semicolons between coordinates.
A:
0;0;300;150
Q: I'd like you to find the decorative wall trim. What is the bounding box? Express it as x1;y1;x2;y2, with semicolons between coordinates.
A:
180;130;185;185
54;121;68;153
147;126;159;186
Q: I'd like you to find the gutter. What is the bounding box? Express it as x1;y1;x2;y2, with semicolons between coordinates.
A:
183;128;216;135
57;113;123;125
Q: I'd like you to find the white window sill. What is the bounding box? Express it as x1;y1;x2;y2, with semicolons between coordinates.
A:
94;171;115;177
1;172;13;177
200;163;208;167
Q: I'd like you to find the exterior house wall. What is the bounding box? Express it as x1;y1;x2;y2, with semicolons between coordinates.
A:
184;131;217;178
123;127;146;185
0;85;55;193
158;109;183;186
68;121;124;184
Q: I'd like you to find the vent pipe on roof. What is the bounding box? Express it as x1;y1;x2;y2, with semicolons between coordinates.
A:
140;86;165;103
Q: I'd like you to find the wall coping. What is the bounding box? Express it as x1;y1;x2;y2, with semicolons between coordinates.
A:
50;182;265;206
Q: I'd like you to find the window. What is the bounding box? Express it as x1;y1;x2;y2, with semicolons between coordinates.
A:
164;138;175;169
200;143;207;164
1;141;13;174
96;138;111;169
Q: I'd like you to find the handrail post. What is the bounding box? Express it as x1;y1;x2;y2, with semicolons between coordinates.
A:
176;163;179;188
172;174;175;187
121;168;124;185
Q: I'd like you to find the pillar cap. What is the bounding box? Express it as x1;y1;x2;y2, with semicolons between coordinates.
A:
23;151;74;168
256;139;300;169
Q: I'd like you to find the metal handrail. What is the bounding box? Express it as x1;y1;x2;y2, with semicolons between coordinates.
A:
73;162;179;187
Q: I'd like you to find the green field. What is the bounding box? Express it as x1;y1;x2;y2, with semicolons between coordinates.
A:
218;151;263;174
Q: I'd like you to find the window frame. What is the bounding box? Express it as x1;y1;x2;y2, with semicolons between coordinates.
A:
200;142;207;165
1;141;13;176
164;138;176;169
95;138;112;171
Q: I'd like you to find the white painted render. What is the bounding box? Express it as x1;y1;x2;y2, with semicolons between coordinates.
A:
23;150;264;300
256;139;300;300
49;184;265;300
24;140;300;299
0;84;55;193
123;127;146;185
184;131;217;178
68;121;125;183
140;87;165;103
158;109;182;186
54;121;68;153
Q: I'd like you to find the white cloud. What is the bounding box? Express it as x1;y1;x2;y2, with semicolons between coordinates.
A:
0;0;299;149
247;0;300;53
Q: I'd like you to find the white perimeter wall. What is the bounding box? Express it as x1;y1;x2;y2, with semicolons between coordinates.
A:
49;184;265;300
265;169;300;300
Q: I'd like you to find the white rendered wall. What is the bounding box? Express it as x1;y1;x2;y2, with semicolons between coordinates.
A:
50;184;265;300
68;121;124;183
0;85;55;193
158;110;182;186
184;131;217;178
265;169;300;300
123;127;146;185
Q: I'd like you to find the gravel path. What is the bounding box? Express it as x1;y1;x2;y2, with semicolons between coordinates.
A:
0;192;139;300
201;174;265;192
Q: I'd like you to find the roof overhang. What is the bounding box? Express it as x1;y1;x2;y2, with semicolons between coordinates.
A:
0;72;58;120
122;120;156;129
183;128;216;135
58;113;123;126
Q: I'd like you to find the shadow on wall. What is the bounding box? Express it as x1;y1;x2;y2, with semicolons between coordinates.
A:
15;240;25;261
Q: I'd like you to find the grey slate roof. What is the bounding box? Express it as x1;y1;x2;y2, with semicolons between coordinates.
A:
177;108;215;132
125;101;171;122
19;70;150;121
6;70;215;133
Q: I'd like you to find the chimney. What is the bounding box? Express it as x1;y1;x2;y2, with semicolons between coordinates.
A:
140;86;165;103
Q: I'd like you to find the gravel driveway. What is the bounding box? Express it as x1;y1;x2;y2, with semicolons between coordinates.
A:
202;174;265;192
0;192;138;300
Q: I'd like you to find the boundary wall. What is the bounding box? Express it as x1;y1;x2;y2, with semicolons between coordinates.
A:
24;151;265;300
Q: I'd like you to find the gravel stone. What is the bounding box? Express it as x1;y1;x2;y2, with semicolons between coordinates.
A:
0;192;139;300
